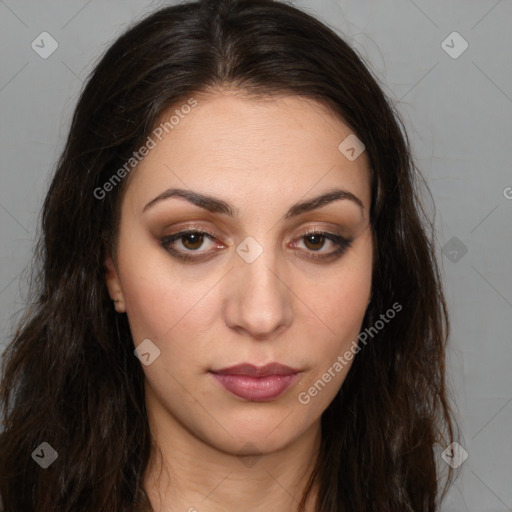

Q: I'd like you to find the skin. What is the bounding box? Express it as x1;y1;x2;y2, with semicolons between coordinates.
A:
105;89;373;512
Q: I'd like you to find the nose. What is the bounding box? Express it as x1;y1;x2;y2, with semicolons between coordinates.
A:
223;244;293;340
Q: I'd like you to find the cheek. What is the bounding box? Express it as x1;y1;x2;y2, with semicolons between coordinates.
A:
116;232;222;370
120;269;211;347
293;233;372;405
307;233;372;342
120;273;170;343
115;229;189;343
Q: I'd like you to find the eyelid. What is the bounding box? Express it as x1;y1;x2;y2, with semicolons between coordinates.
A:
161;228;223;248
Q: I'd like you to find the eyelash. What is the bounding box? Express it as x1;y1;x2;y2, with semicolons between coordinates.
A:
160;228;353;262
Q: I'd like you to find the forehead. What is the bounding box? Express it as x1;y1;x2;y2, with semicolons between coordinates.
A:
122;91;371;213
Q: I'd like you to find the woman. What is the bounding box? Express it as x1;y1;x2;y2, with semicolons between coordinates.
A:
0;0;460;510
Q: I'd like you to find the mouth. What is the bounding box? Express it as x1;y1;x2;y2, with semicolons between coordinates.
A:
209;363;301;402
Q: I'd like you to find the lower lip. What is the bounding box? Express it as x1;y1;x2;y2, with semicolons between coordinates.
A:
211;373;300;402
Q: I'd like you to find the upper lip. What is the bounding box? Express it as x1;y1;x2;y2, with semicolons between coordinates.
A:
211;362;300;377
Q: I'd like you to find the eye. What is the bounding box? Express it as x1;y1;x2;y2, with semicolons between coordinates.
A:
291;230;352;260
161;229;224;261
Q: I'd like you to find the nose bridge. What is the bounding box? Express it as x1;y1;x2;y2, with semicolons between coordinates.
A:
226;235;293;337
241;239;279;292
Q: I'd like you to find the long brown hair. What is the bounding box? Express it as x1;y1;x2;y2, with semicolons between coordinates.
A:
0;0;460;510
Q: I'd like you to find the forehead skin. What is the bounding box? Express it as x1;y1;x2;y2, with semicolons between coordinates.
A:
120;91;371;233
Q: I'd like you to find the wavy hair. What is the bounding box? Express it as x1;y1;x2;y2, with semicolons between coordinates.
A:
0;0;460;510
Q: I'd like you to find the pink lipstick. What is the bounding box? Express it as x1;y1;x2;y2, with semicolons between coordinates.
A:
210;363;300;402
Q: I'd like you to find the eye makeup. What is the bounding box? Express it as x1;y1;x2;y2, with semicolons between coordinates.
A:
160;226;353;263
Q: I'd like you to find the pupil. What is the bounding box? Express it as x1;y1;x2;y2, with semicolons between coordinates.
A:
183;233;203;250
305;234;324;251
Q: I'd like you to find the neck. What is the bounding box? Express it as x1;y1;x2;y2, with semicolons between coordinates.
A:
142;401;322;512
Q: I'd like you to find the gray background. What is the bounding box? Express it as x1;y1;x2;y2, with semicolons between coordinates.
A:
0;0;511;510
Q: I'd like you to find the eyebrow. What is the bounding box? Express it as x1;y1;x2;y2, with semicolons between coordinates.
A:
142;187;364;218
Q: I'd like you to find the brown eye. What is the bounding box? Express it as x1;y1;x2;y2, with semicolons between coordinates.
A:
303;233;326;251
181;232;205;250
291;230;353;261
161;229;223;262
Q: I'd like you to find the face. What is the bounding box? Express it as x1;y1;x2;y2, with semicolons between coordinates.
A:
105;91;373;456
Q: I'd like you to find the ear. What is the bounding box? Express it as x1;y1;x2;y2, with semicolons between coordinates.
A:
104;253;126;313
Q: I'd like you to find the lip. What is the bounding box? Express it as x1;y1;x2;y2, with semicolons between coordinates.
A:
210;363;301;402
212;362;301;377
